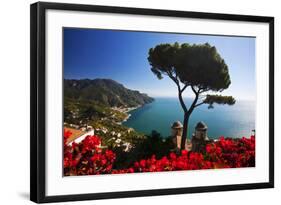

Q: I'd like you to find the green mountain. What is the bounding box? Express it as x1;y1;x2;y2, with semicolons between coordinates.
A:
64;79;154;107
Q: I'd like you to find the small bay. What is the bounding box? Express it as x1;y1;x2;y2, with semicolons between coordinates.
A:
123;97;255;139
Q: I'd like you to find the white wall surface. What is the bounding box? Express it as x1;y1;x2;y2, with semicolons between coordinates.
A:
0;0;279;204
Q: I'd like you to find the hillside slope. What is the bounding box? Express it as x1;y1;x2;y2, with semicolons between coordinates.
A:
64;79;154;107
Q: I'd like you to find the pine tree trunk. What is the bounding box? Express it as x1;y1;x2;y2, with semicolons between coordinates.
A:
181;113;189;150
176;85;198;150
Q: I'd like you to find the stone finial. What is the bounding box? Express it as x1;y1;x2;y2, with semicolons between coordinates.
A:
195;121;208;131
171;121;183;129
171;121;183;150
195;121;208;140
192;121;211;153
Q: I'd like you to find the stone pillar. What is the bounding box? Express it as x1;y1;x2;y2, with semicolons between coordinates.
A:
171;121;183;151
191;121;211;153
251;129;256;136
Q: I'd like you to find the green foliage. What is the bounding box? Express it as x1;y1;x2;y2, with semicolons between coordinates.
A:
112;130;174;169
148;43;180;79
148;42;231;92
203;94;236;109
135;131;174;159
64;97;114;124
177;43;231;91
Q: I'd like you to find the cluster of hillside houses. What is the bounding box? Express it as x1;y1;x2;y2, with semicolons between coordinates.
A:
64;122;133;152
64;122;94;132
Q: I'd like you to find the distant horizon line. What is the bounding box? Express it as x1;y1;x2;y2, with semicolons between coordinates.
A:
150;96;255;102
64;78;256;102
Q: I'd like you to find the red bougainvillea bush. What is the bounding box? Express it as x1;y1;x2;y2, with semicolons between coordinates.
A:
64;130;255;176
64;130;116;175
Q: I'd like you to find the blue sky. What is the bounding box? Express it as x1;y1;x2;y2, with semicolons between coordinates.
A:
64;28;256;101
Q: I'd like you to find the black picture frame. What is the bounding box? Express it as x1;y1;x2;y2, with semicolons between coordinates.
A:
30;2;274;203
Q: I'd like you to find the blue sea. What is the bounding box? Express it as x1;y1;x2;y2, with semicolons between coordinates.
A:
123;97;255;139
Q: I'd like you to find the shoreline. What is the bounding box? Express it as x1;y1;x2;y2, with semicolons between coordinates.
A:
124;105;141;113
122;105;141;122
112;105;142;124
122;113;131;123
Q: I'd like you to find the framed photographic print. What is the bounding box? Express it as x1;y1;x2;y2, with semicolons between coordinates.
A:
30;2;274;203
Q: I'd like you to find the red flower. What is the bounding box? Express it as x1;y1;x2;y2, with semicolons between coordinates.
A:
140;159;146;168
128;168;134;173
101;159;107;166
169;152;177;160
181;150;188;156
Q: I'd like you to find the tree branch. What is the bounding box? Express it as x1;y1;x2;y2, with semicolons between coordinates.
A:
191;86;197;95
194;102;205;108
177;85;188;113
180;84;188;93
167;70;188;114
167;70;179;85
187;86;200;113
